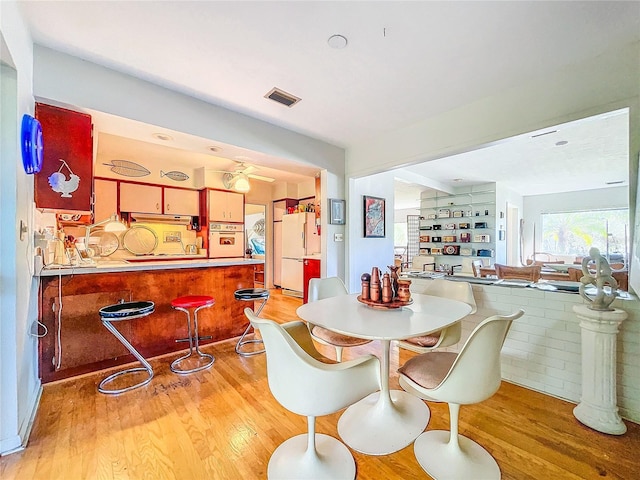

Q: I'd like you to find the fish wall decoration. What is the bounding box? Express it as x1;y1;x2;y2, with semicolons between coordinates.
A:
160;170;189;182
103;159;151;177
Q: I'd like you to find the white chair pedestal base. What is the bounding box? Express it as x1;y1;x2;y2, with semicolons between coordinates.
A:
268;433;355;480
338;389;430;456
414;430;500;480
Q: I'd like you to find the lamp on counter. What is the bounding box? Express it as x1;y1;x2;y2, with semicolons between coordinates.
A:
84;213;127;246
223;172;250;193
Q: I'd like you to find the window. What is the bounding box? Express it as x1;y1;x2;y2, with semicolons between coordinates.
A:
541;208;628;262
394;222;408;248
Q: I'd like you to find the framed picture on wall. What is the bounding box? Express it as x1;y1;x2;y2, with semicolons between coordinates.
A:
363;195;385;238
328;198;346;225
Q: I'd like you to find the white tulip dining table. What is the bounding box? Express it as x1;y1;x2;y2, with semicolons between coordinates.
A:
296;292;472;455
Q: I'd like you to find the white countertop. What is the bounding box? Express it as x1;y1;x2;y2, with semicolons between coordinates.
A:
38;257;263;276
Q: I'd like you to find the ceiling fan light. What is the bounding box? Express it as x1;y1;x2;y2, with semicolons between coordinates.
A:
233;174;250;192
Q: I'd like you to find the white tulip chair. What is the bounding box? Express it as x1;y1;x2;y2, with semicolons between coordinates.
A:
398;309;524;480
397;279;477;353
244;308;380;480
307;277;372;361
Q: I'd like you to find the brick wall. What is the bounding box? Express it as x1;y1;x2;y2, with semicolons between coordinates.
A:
410;279;640;423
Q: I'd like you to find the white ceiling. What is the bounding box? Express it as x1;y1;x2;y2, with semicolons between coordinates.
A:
17;1;639;198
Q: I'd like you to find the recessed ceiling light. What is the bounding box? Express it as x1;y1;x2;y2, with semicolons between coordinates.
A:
328;34;348;49
153;133;173;141
555;140;569;146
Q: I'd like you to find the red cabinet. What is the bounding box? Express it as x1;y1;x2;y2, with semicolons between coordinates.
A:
303;258;321;303
35;103;93;212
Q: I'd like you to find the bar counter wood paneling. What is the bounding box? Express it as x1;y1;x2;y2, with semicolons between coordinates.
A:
39;264;254;383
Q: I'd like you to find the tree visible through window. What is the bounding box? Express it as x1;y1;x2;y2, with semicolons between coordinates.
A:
541;209;628;261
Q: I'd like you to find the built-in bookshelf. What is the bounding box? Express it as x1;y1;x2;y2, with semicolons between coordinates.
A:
419;185;497;262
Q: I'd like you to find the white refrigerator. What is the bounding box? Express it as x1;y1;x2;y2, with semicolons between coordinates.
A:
281;212;320;293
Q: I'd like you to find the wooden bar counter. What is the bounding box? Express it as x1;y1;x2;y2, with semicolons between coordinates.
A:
38;259;261;383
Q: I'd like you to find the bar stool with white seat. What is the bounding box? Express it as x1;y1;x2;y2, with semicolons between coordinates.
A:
234;288;269;356
98;300;155;395
170;295;215;374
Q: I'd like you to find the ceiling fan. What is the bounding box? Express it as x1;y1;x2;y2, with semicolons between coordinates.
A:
208;162;275;192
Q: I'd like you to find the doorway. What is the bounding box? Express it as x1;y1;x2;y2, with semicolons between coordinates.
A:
245;204;266;286
506;203;520;265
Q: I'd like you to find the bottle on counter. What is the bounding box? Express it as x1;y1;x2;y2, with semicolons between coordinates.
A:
361;273;371;300
370;267;381;302
382;273;392;303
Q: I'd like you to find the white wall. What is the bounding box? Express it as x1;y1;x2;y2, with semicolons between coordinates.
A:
322;170;345;280
346;171;396;293
394;208;420;224
522;186;629;262
347;42;640;182
0;3;41;455
34;46;345;174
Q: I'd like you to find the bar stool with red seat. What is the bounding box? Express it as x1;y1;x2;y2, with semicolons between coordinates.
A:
170;295;215;374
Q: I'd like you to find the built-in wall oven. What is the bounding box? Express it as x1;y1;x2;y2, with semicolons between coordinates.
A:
209;223;244;258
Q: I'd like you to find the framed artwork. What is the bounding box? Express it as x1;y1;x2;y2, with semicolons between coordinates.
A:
363;195;385;238
329;198;346;225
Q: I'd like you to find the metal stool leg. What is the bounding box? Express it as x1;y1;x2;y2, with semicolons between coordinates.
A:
98;319;154;395
171;305;215;374
235;297;267;356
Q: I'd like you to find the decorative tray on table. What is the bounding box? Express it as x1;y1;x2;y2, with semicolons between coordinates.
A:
356;295;413;309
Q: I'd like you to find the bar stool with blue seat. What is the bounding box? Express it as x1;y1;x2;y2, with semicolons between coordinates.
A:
98;300;155;395
170;295;216;374
234;288;269;356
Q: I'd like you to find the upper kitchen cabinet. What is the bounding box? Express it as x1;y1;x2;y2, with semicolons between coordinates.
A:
164;187;199;216
111;181;200;216
119;182;162;214
208;190;244;222
35;103;93;212
93;178;118;222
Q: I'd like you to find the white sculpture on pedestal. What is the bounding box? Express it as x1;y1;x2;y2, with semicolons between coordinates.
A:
573;248;627;434
578;247;618;311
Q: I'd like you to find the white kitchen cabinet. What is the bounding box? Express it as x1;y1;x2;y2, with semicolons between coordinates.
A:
93;179;118;222
120;183;162;214
164;187;199;216
209;190;244;222
119;183;199;216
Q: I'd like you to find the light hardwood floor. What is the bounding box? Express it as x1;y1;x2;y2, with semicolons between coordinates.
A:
2;288;639;479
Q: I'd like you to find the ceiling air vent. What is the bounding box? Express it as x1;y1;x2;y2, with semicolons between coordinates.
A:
264;87;301;108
